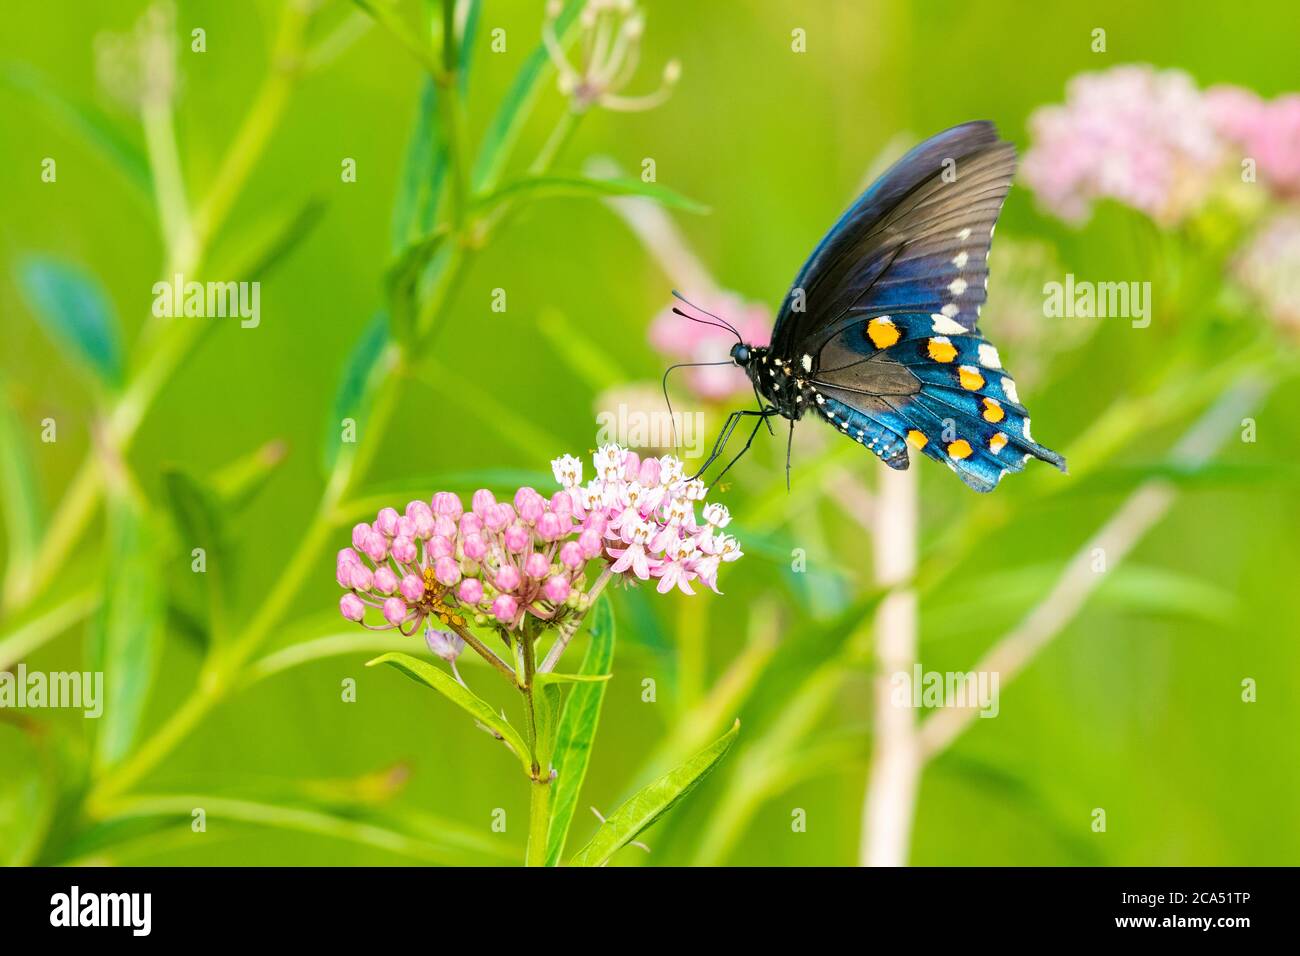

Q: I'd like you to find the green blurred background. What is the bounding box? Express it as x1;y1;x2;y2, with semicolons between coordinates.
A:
2;0;1297;866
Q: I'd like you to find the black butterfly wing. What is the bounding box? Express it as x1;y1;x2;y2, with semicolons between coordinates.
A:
771;120;1011;356
772;121;1066;491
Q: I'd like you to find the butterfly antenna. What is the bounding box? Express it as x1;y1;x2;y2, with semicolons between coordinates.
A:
671;307;742;342
671;290;744;342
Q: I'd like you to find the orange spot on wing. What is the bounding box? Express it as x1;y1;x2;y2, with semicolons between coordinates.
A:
906;429;928;450
947;439;973;460
982;397;1005;422
958;365;985;391
867;317;901;349
989;432;1008;453
927;337;958;363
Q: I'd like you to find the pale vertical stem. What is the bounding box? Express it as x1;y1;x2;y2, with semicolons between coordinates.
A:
860;464;919;867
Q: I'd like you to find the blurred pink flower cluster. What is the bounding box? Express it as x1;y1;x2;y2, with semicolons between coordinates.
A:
649;291;771;400
335;445;742;635
1233;212;1300;335
1023;65;1300;224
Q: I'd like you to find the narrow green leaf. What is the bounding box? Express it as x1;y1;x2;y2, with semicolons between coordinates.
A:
0;63;151;201
544;598;616;866
385;228;450;345
322;313;394;473
160;466;231;643
471;0;585;191
568;719;740;867
391;76;445;252
210;196;328;282
87;497;164;771
0;393;42;575
17;256;123;387
0;725;56;866
367;652;532;776
474;174;710;216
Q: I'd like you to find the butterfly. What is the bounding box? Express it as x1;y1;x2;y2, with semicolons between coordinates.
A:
678;121;1066;492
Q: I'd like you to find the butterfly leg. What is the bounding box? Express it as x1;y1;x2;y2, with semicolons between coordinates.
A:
785;418;795;491
713;407;779;483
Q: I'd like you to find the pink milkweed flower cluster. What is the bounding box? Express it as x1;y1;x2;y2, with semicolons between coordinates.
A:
1233;211;1300;336
1204;87;1300;199
650;291;772;401
553;444;742;594
335;445;742;634
1022;66;1224;226
1023;64;1300;225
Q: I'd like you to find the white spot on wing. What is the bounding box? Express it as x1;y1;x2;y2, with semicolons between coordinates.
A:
948;278;967;296
801;353;812;373
931;313;966;335
941;303;960;318
1023;418;1033;441
1002;377;1020;404
977;343;1002;368
957;227;972;241
952;251;969;269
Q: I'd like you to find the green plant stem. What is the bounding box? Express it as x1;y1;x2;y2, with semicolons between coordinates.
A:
528;108;580;175
526;773;553;867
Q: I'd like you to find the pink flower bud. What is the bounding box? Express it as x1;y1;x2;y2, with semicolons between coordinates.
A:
551;491;573;517
623;451;641;480
484;503;511;532
351;523;371;550
400;573;425;603
434;556;461;587
363;532;388;563
432;491;463;519
458;578;484;605
585;512;608;536
391;536;417;564
471;489;496;516
462;532;488;560
491;594;518;624
396;515;416;539
459;513;483;536
349;563;373;591
639;457;661;486
336;563;354;588
433;515;457;538
340;593;365;621
543;574;570;604
412;510;435;539
560;541;584;570
429;535;453;559
519;494;545;523
504;523;530;553
524;552;550;579
496;565;521;591
383;597;408;626
536;511;564;541
373;566;398;594
337;548;360;566
514;487;540;512
406;500;433;525
375;508;400;536
579;528;604;558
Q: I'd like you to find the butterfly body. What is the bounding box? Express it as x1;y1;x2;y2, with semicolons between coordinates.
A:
716;121;1066;492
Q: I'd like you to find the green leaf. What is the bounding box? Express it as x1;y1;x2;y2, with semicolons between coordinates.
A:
391;76;446;253
0;724;56;866
160;466;232;642
0;392;42;578
17;256;123;387
0;63;151;202
322;313;394;473
87;496;164;771
473;174;710;216
568;719;740;867
544;598;616;866
385;228;450;346
471;0;585;191
366;652;532;776
210;195;328;282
